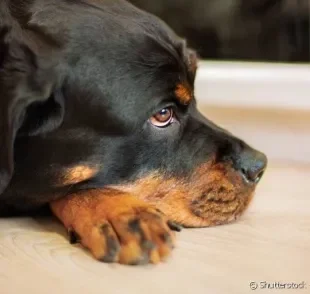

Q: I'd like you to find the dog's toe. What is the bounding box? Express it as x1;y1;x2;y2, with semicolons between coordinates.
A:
51;190;177;265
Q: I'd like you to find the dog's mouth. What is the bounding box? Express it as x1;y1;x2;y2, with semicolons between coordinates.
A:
112;160;259;228
187;161;256;226
188;183;254;227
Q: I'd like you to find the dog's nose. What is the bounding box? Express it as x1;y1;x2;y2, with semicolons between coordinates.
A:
236;149;267;184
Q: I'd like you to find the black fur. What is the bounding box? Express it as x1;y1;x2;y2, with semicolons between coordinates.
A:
0;0;266;215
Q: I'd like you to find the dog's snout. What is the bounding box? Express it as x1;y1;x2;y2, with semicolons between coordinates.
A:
237;149;267;184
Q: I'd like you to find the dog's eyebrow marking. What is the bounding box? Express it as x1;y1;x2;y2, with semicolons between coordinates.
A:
59;165;100;186
175;83;193;105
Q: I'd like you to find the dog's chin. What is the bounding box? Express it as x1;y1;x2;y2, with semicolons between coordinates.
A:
111;161;257;228
182;162;256;227
155;168;255;228
185;189;255;228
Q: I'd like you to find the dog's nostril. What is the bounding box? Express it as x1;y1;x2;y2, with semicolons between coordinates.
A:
241;166;266;183
248;168;264;182
238;150;267;184
255;170;265;183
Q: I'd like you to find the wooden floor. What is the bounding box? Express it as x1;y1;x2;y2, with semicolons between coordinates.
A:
1;163;309;294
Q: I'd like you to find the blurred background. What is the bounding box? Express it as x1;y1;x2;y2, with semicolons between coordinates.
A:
129;0;309;62
130;0;310;166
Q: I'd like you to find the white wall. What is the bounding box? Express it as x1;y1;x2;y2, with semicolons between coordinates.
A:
196;62;310;164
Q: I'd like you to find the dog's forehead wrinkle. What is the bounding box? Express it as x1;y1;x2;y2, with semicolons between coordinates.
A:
28;1;172;48
28;0;187;107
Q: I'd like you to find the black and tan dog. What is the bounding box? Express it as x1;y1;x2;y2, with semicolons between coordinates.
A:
0;0;267;265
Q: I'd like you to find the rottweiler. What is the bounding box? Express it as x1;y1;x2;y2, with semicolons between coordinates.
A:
0;0;267;265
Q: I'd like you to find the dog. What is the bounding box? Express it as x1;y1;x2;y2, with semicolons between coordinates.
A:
0;0;267;265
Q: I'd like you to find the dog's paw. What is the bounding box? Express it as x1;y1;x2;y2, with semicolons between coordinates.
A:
50;190;180;265
85;207;175;265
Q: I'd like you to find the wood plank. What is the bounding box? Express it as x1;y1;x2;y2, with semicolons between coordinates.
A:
1;164;309;294
196;62;310;111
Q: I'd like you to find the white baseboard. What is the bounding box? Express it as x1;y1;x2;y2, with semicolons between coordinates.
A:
195;62;310;165
195;61;310;111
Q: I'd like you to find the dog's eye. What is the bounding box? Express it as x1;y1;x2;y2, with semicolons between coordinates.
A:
149;108;174;127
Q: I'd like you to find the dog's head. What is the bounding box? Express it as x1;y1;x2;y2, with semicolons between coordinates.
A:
0;0;267;225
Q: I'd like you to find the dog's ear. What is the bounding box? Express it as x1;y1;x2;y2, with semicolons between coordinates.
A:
0;26;64;194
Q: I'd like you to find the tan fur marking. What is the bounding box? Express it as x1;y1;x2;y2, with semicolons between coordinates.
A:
50;189;175;264
59;165;100;186
112;161;255;228
175;83;192;105
50;160;258;264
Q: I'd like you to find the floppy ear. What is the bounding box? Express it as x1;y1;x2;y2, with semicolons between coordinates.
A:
0;26;64;194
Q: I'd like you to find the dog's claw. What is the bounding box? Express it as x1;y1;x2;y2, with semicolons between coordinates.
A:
68;228;81;244
52;192;177;265
167;221;183;232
